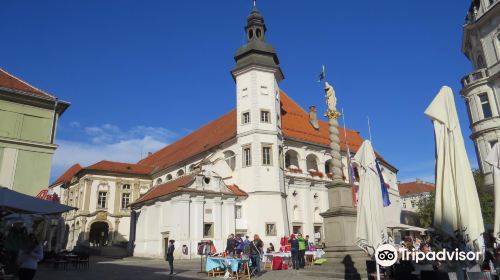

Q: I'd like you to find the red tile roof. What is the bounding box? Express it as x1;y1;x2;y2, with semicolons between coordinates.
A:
133;175;196;205
227;184;248;197
0;68;55;100
49;163;82;188
138;110;237;171
398;180;435;196
138;91;370;171
85;160;154;175
280;92;364;152
132;174;247;206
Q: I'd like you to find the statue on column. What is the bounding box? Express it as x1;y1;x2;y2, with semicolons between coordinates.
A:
324;82;341;120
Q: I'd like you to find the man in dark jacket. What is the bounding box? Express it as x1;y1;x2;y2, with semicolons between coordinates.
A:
289;234;300;270
226;234;236;256
166;240;175;275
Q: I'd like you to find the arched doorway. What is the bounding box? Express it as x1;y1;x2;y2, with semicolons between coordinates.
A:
89;222;109;246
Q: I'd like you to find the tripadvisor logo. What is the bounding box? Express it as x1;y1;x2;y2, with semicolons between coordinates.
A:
375;244;398;267
375;244;482;267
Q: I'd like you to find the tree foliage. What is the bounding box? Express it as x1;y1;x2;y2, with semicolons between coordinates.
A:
416;169;494;227
473;169;494;225
417;191;435;227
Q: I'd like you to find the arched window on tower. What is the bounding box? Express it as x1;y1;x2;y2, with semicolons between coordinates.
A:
166;174;173;181
477;54;486;68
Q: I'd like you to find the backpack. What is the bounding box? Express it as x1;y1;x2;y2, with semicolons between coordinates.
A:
243;241;251;255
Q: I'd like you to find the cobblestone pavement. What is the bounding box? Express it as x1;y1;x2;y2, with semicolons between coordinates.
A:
35;256;331;280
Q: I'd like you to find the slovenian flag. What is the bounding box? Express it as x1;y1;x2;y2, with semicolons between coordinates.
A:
375;159;391;207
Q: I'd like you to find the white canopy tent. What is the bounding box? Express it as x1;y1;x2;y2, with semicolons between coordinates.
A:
485;143;500;242
355;140;387;254
424;86;484;249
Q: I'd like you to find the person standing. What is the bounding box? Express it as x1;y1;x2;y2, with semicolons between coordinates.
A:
297;233;306;268
17;234;43;280
289;234;300;270
235;234;244;255
165;240;175;275
250;234;264;276
226;234;236;256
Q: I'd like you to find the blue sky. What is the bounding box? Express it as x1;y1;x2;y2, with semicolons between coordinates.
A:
0;0;475;182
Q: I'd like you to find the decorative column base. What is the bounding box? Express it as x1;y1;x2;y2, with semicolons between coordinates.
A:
317;181;368;279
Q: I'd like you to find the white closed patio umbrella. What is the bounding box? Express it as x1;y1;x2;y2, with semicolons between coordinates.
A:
485;143;500;242
424;86;484;248
355;140;387;254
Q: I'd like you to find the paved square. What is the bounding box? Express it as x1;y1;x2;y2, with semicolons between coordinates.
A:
35;256;323;280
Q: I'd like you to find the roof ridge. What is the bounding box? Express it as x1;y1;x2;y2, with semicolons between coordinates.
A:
0;67;55;99
137;109;236;165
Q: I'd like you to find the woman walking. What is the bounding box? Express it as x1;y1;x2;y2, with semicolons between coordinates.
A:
17;234;43;280
166;240;175;275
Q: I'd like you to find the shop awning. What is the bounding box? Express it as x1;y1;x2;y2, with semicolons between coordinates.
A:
0;187;76;215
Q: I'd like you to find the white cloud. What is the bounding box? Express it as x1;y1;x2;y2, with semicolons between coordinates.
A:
69;121;81;128
51;124;176;180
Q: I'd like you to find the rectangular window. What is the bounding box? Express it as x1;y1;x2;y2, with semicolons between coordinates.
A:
235;205;242;219
260;110;270;123
402;202;406;209
243;146;252;167
204;223;214;238
242;112;251;124
121;193;130;209
265;223;277;236
262;146;272;165
411;200;416;208
98;192;107;209
479;93;493;118
122;184;131;190
292;225;302;234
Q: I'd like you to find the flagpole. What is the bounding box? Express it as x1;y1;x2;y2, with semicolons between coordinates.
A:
367;116;373;144
341;108;351;181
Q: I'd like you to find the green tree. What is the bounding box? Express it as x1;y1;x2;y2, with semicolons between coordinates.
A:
473;169;494;225
416;169;494;227
417;191;435;227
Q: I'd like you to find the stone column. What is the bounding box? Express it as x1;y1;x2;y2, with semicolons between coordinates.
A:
222;198;236;238
319;81;366;278
81;217;88;241
114;218;120;244
212;198;223;241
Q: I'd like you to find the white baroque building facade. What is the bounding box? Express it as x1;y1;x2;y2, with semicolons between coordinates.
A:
51;5;403;260
462;0;500;188
49;162;153;249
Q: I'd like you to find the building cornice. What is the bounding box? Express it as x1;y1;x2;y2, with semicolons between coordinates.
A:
0;87;70;115
0;135;57;151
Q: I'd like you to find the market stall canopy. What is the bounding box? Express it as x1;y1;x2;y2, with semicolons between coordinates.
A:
424;86;484;248
0;187;76;215
355;140;387;255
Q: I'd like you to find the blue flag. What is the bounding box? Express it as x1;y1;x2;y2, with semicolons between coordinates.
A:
375;160;391;207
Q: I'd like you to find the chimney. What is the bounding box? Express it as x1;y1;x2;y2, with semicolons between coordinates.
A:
309;106;319;130
148;152;153;156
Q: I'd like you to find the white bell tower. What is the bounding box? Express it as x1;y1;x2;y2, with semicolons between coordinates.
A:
230;4;289;238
